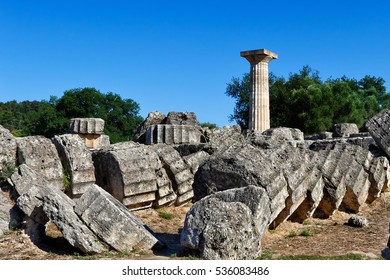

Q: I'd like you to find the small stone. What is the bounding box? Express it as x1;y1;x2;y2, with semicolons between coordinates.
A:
347;215;368;227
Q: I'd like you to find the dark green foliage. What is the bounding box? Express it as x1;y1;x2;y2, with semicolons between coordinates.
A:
55;88;143;143
226;66;390;134
200;122;218;129
0;88;143;143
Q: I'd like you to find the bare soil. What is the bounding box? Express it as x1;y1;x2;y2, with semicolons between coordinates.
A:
1;189;389;260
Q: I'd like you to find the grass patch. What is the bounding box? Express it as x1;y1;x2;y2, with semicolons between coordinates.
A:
280;253;365;260
268;229;276;234
287;231;297;237
302;220;310;225
259;252;366;260
156;209;175;220
73;250;134;260
63;168;71;192
299;229;314;237
257;249;278;260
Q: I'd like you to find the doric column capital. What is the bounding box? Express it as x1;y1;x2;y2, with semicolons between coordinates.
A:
240;49;278;64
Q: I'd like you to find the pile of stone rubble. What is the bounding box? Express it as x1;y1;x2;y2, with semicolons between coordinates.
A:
1;110;390;259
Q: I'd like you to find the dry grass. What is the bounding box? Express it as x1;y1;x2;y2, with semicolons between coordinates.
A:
1;191;389;260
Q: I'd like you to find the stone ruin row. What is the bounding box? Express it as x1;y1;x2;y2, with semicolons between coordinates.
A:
2;110;390;259
0;113;211;209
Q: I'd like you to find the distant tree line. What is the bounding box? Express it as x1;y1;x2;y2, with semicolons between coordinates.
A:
0;88;143;143
226;66;390;134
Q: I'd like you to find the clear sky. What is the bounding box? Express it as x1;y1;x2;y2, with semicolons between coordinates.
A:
1;0;389;126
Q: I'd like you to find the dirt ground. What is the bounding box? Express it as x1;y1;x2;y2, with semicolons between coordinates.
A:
0;189;389;260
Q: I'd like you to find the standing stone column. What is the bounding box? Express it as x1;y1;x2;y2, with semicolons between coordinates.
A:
240;49;278;132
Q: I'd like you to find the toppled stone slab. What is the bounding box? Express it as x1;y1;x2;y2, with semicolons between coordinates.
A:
151;144;194;205
42;186;107;253
366;110;390;158
181;186;270;260
75;184;162;252
306;136;376;151
133;111;166;143
52;134;96;197
183;151;210;174
0;125;17;170
193;143;290;224
203;125;244;153
154;168;177;208
262;127;304;141
11;164;106;253
93;142;160;209
333;123;359;137
193;140;389;228
16;136;64;191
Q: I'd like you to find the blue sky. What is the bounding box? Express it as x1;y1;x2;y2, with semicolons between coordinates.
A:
1;0;389;126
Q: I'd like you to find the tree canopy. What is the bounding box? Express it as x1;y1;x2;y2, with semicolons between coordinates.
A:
225;66;390;134
0;88;143;143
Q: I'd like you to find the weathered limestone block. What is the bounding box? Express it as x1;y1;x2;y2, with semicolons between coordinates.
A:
333;123;359;138
42;186;107;253
75;184;162;252
133;111;166;143
93;142;160;209
270;148;319;227
11;164;106;253
166;112;200;127
183;151;210;174
307;135;376;151
52;134;96;198
154;168;177;208
311;145;354;218
151;144;194;205
145;124;203;145
262;127;304;141
181;186;270;260
0;125;17;170
16;185;48;226
0;194;11;236
313;144;387;216
16;136;64;191
69;118;105;135
337;144;388;207
203;125;244;153
194;139;388;227
288;162;325;223
193;143;289;223
11;165;50;242
366;110;390;158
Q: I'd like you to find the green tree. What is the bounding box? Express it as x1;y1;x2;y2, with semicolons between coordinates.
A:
225;73;250;128
225;66;390;134
55;88;143;143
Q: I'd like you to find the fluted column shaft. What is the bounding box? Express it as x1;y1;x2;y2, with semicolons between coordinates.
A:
240;49;278;132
